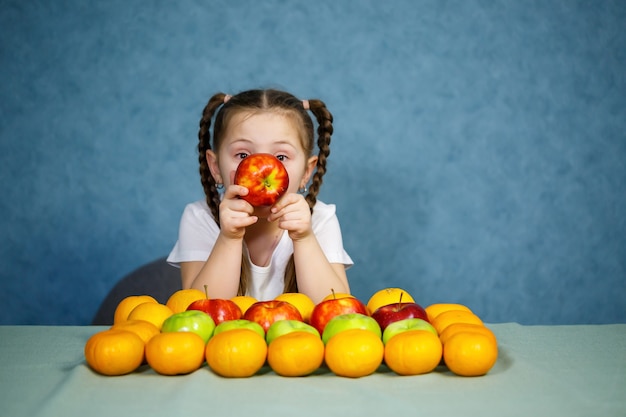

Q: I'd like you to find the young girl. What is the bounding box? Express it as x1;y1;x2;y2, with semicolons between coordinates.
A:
167;89;352;303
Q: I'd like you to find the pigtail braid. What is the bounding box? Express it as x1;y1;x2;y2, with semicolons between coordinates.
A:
198;93;228;225
304;99;334;210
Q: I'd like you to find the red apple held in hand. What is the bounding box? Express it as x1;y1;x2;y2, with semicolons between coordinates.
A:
234;153;289;206
309;295;369;335
186;298;242;325
243;300;303;332
371;302;430;332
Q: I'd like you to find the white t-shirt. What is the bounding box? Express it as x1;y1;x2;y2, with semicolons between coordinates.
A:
167;199;353;300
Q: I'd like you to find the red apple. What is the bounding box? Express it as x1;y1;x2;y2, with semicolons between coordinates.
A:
234;153;289;206
309;296;369;335
371;302;429;332
186;298;242;325
242;300;303;332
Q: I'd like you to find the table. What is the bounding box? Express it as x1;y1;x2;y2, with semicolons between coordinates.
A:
1;323;625;417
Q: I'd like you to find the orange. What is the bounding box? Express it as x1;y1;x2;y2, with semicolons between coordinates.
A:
431;310;483;335
366;287;415;314
127;302;174;330
165;288;206;313
324;329;384;378
84;329;145;376
321;292;354;302
275;293;316;323
384;330;442;375
205;328;267;377
111;319;160;344
145;332;206;375
230;295;258;314
439;323;497;345
443;331;498;376
424;303;472;322
267;331;325;377
113;295;158;324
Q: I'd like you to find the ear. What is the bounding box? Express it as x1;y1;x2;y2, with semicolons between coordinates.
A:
300;155;318;188
206;150;223;184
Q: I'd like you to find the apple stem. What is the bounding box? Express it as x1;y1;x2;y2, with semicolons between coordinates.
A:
203;285;209;299
398;292;403;309
331;288;336;300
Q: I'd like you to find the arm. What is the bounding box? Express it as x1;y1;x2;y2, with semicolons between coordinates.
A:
269;194;350;303
181;185;258;297
292;235;350;303
180;233;244;297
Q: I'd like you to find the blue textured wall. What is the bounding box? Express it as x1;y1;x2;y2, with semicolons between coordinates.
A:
1;0;625;325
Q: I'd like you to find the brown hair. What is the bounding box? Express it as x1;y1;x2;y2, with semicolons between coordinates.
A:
197;89;334;295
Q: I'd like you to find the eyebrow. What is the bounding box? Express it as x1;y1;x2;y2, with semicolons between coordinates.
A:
229;138;299;150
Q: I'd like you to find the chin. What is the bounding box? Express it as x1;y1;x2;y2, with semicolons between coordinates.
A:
252;206;273;219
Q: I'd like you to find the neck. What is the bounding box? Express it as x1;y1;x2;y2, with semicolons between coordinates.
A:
244;218;284;267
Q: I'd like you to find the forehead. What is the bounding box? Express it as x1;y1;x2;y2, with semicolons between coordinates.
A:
223;110;306;146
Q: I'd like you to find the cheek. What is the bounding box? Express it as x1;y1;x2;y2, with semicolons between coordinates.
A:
285;166;306;191
225;169;237;186
220;159;241;186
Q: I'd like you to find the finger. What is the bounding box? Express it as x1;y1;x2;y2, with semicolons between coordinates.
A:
228;199;255;215
231;216;258;228
224;184;249;200
222;215;258;235
278;219;312;239
270;193;300;213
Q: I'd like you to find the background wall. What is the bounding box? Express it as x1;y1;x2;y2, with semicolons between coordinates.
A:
1;0;624;325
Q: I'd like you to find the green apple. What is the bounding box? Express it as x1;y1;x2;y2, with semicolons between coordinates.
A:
161;310;216;343
266;319;320;345
382;318;438;345
321;313;382;344
212;319;265;339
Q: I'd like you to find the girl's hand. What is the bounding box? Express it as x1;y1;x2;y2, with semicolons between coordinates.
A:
268;193;313;240
218;185;258;239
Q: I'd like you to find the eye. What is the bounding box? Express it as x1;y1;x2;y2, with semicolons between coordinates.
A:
235;152;249;160
276;154;288;162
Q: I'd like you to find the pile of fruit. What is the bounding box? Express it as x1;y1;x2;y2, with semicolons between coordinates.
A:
84;288;498;378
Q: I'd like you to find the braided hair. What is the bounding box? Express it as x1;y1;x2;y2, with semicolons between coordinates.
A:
197;89;334;294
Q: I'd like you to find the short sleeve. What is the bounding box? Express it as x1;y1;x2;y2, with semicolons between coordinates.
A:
167;200;220;266
311;201;354;268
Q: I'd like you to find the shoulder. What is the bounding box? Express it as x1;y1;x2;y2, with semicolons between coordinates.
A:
180;200;217;227
183;199;211;215
311;200;342;232
311;200;337;220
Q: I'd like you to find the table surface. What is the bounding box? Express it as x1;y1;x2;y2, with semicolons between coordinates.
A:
1;323;625;417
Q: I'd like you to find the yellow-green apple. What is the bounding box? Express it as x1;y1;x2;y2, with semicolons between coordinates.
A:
371;302;429;331
310;296;369;335
266;319;320;345
243;300;303;332
321;313;382;344
234;153;289;206
161;310;216;343
382;318;438;345
212;319;265;339
186;297;242;325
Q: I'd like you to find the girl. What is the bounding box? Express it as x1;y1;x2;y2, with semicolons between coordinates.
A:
167;89;352;303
